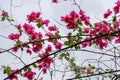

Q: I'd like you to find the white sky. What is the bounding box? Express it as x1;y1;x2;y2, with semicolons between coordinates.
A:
0;0;116;80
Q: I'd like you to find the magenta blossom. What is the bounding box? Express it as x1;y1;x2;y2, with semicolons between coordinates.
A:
8;69;19;80
54;41;63;49
26;49;32;55
30;32;43;40
32;43;42;53
48;25;58;31
23;69;36;80
27;12;40;23
113;0;120;14
1;11;8;17
45;45;52;52
8;33;20;40
38;53;53;74
52;0;58;3
23;23;35;35
40;19;50;26
104;9;112;18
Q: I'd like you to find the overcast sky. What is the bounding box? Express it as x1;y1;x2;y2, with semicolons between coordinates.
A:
0;0;116;80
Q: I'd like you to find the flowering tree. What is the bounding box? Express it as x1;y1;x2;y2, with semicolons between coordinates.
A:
0;0;120;80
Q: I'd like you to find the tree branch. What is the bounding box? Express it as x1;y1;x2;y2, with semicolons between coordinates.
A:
4;30;120;80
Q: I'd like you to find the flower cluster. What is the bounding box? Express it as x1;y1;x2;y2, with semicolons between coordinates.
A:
63;0;120;49
37;53;53;74
113;0;120;14
79;9;90;25
8;69;19;80
61;10;90;29
104;9;112;18
1;11;8;17
6;9;63;80
23;69;36;80
8;33;20;40
27;12;40;23
4;0;120;80
52;0;67;3
61;11;79;29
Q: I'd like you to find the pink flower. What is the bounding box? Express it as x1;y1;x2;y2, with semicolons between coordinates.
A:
30;32;43;40
1;11;8;17
45;32;53;37
79;9;85;15
48;25;58;31
40;20;50;26
115;33;120;43
113;0;120;14
45;45;52;52
99;41;108;49
27;12;40;23
116;21;120;27
23;69;36;80
26;49;32;55
23;23;35;35
84;28;89;33
38;53;53;74
42;68;47;74
32;43;42;53
8;69;19;80
82;42;88;48
52;0;58;3
61;11;79;29
16;24;22;30
104;9;112;18
38;64;42;70
44;57;53;68
12;47;18;52
115;0;120;6
79;9;91;25
115;38;120;43
67;35;71;40
113;5;119;14
8;33;20;40
86;67;92;74
54;41;63;49
38;53;45;58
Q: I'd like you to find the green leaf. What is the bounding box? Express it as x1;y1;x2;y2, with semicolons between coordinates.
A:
23;66;29;71
36;22;42;28
33;63;37;68
75;46;80;50
102;77;104;80
108;74;112;78
50;70;53;76
75;73;81;78
88;64;91;67
91;66;95;69
39;77;43;80
113;16;116;23
1;17;5;21
19;70;22;76
16;40;21;47
68;32;72;36
65;56;70;61
2;66;11;74
64;41;69;46
70;58;75;63
10;19;14;22
6;66;11;74
59;53;66;58
66;52;69;57
3;69;7;74
64;41;72;46
19;30;23;36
